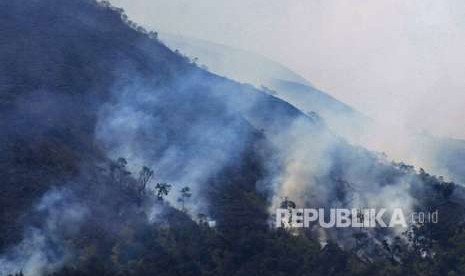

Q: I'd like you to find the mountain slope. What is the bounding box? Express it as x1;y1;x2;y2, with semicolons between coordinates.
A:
160;33;312;88
0;0;312;251
160;33;370;140
160;33;465;184
1;1;464;275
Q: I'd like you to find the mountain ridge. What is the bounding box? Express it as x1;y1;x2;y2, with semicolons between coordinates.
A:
1;1;464;275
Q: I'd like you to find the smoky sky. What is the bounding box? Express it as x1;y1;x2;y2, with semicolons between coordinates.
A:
108;0;465;140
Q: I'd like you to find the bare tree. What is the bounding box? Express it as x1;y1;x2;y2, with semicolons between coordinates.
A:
178;186;192;211
110;157;130;184
137;166;154;197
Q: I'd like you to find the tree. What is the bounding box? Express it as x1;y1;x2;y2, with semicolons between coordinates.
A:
382;237;404;263
197;213;208;225
148;31;158;40
154;183;171;201
178;186;192;211
440;181;455;201
110;157;130;184
280;197;296;209
279;197;296;228
352;232;368;253
137;166;154;197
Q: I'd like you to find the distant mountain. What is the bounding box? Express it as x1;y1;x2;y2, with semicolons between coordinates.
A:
435;137;465;183
161;33;371;141
161;34;465;184
160;33;312;88
409;134;465;184
268;79;371;141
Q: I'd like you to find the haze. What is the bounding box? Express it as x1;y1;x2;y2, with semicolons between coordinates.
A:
109;0;465;140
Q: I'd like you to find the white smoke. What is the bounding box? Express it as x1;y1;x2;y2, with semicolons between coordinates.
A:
0;189;88;276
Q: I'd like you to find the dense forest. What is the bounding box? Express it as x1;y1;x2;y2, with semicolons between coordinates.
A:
1;1;465;275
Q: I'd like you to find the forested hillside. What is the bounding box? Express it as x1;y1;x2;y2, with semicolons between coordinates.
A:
1;1;465;275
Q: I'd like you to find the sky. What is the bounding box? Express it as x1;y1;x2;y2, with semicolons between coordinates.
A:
109;0;465;139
